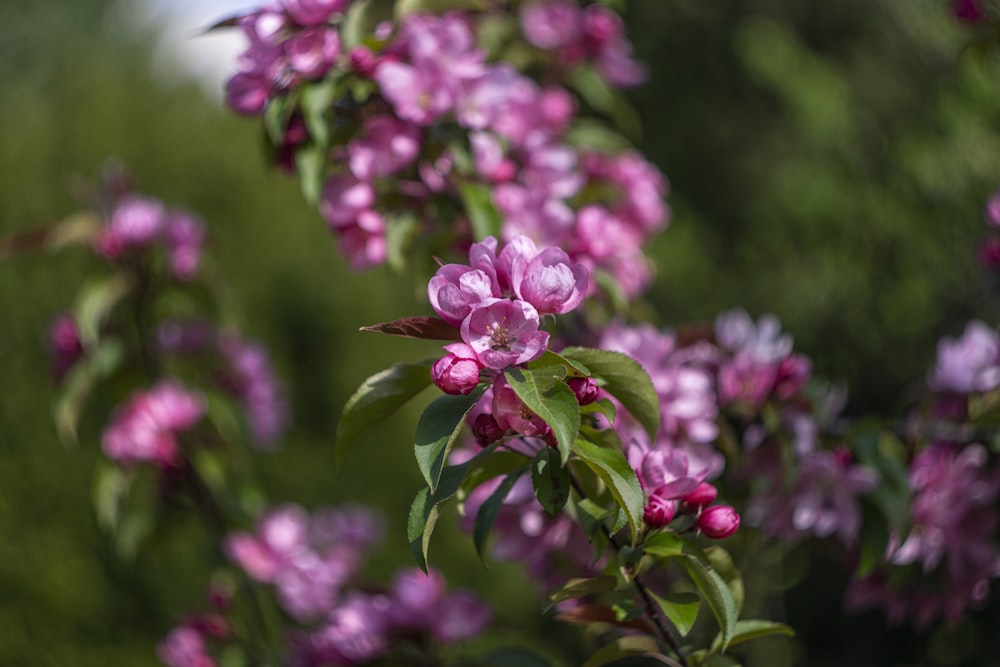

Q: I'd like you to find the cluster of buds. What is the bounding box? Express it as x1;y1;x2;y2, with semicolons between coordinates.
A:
640;450;740;539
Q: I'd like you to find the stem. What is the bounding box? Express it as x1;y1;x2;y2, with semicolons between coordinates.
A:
568;474;689;667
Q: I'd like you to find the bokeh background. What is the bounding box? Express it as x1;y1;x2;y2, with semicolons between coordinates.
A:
2;0;1000;664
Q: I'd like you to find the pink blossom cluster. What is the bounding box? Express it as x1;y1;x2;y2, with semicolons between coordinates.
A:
927;320;1000;411
519;0;647;87
847;442;1000;628
222;504;490;665
101;381;205;468
93;194;206;281
221;4;669;295
225;0;348;116
429;235;588;397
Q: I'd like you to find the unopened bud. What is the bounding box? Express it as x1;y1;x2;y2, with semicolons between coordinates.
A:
432;351;482;395
643;487;677;528
473;413;504;446
696;505;740;539
567;377;600;406
679;482;717;514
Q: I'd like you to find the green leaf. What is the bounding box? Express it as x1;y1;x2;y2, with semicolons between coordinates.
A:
546;576;618;610
505;366;580;463
567;66;642;142
407;450;492;571
679;554;738;651
335;361;433;467
474;466;529;564
341;0;375;50
527;350;591;377
300;79;336;147
566;118;633;153
561;347;660;441
458;181;502;241
576;497;612;540
54;339;125;445
460;450;533;501
93;462;127;532
532;447;571;515
571;436;644;543
295;143;327;206
643;531;684;559
263;94;290;145
394;0;489;20
651;591;700;637
582;398;617;425
709;620;795;653
74;273;133;349
703;546;744;617
414;388;485;491
581;636;663;667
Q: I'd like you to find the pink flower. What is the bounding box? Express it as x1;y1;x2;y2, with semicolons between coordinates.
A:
224;71;271;116
567;377;599;405
285;26;340;79
347;115;422;180
164;211;206;281
310;592;391;663
428;266;497;326
520;0;581;50
157;626;216;667
986;191;1000;227
462;298;549;370
432;343;483;395
679;482;718;514
101;381;205;468
94;195;167;258
491;374;549;437
715;309;793;363
319;175;375;228
697;505;740;539
433;590;492;642
515;246;590;315
283;0;348;26
928;320;1000;394
218;332;289;447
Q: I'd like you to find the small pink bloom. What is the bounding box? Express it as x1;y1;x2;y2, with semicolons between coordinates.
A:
101;381;205;468
428;266;497;326
224;71;270;116
472;412;505;445
521;0;581;49
432;343;483;395
697;505;740;539
348;114;422;180
515;246;589;315
48;312;83;381
285;26;340;78
433;590;492;642
462;298;549;370
157;626;216;667
986;191;1000;227
319;175;375;228
164;211;206;281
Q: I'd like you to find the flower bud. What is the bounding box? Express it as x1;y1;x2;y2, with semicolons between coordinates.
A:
679;482;717;514
432;344;482;395
472;413;504;446
696;505;740;539
567;377;600;406
643;487;676;528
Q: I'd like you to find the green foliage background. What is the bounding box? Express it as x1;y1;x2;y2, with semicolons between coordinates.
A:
2;0;1000;664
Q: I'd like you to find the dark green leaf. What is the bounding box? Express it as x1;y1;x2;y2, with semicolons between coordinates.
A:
360;316;462;341
474;466;529;564
643;530;684;559
567;66;642;142
408;448;494;571
54;339;125;445
572;433;644;542
576;497;612;540
562;347;660;441
703;546;744;617
532;447;571;514
506;366;580;463
460;450;533;501
582;398;617;425
263;95;290;145
709;620;794;653
679;554;738;651
546;576;618;610
527;350;591;377
415;388;484;491
581;636;663;667
300;79;336;147
458;181;502;241
335;361;433;467
651;591;700;637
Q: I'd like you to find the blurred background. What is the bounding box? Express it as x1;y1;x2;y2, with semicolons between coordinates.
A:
2;0;1000;664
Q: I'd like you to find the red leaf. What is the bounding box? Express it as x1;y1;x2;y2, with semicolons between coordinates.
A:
360;316;462;342
554;604;654;633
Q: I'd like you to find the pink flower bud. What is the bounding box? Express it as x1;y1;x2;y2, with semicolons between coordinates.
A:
473;413;505;446
225;71;270;116
349;46;377;76
643;488;676;528
980;237;1000;271
679;482;717;514
696;505;740;539
567;377;600;405
432;343;483;395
